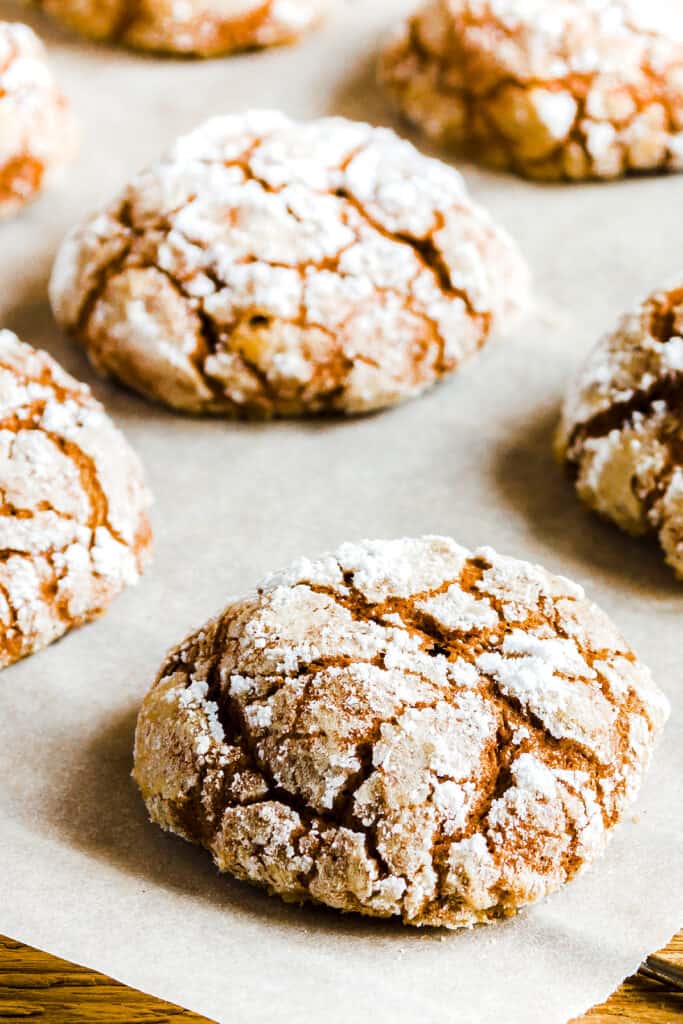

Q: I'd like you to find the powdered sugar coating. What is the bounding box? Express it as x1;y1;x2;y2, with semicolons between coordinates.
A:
0;21;77;219
379;0;683;181
133;535;668;928
0;330;152;669
557;283;683;578
35;0;325;57
49;110;530;418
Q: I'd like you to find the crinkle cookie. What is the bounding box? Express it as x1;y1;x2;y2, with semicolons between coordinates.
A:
133;536;668;928
0;21;77;219
49;111;529;418
557;284;683;579
35;0;325;57
0;330;152;669
379;0;683;182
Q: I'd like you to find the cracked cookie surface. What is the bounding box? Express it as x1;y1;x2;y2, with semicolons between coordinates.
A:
49;110;530;418
35;0;325;57
0;330;152;669
557;285;683;579
379;0;683;182
0;21;77;219
133;535;668;928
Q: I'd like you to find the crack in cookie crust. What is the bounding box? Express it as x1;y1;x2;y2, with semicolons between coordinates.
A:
133;536;668;928
35;1;325;57
0;21;77;219
557;284;683;578
379;0;683;182
0;330;152;669
49;111;530;419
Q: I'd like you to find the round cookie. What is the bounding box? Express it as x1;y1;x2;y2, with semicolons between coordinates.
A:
557;284;683;579
49;111;530;418
133;536;668;928
35;1;325;57
0;21;77;219
0;330;152;669
379;0;683;182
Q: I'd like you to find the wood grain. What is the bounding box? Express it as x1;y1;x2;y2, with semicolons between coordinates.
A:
573;932;683;1023
1;932;681;1023
0;936;212;1023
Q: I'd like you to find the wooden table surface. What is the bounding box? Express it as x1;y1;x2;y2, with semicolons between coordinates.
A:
0;931;681;1023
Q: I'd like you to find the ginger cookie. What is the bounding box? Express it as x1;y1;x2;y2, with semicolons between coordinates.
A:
379;0;683;182
133;536;668;928
0;21;77;219
0;330;152;669
35;1;325;57
557;284;683;579
49;111;530;418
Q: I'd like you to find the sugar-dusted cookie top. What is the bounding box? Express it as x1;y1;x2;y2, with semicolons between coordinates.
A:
558;284;683;578
0;330;152;669
0;21;77;219
380;0;683;181
134;536;668;928
50;111;529;418
36;0;325;57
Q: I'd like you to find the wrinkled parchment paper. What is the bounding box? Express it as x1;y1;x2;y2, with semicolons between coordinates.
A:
0;3;681;1022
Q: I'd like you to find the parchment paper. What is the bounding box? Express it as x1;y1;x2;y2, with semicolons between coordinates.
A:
0;3;681;1022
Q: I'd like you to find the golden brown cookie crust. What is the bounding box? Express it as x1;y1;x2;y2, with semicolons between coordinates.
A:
133;536;668;928
379;0;683;182
557;285;683;578
49;111;530;419
0;330;152;669
35;0;325;57
0;21;77;219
